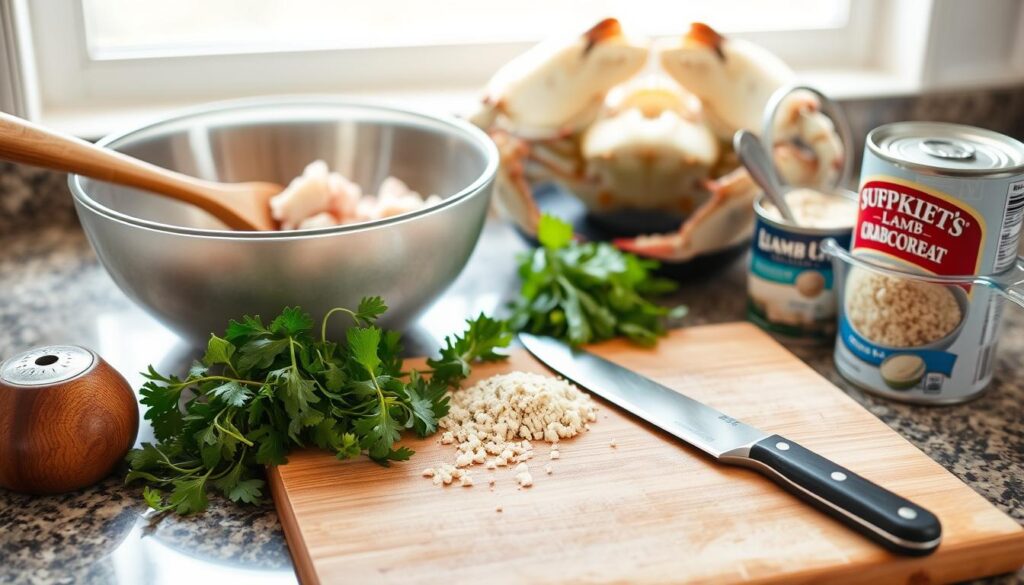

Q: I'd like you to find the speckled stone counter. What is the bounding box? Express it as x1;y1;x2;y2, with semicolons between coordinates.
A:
2;200;1023;584
2;105;1024;583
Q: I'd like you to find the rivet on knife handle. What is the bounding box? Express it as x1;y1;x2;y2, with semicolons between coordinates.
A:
725;435;943;556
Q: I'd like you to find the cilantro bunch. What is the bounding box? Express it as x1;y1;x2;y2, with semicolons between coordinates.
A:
126;298;509;515
509;215;686;346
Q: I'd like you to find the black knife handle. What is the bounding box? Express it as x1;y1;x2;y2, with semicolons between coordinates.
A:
744;435;942;556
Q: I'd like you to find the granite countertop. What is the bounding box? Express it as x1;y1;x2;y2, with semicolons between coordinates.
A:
1;187;1022;584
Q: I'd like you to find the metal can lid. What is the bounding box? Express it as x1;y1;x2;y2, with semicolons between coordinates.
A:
0;345;96;386
868;122;1024;176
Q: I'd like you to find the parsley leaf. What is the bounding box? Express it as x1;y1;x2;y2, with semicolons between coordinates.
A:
125;301;511;515
203;335;235;367
538;213;573;249
509;214;685;346
188;361;208;378
252;425;288;465
347;327;382;375
169;476;208;515
236;338;289;371
125;442;164;471
404;372;450;437
428;314;511;386
278;367;319;419
311;418;343;450
354;407;402;461
225;315;270;343
209;381;251;407
270;307;313;336
356;297;388;322
142;486;165;510
385;446;414;462
227;479;265;504
336;433;361;460
139;369;184;442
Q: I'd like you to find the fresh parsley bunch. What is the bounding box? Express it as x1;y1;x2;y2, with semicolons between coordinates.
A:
126;298;510;515
509;215;686;346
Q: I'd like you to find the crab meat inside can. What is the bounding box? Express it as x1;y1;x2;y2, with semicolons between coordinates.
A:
747;189;856;344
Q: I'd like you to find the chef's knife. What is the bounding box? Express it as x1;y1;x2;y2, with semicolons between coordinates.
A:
519;333;942;556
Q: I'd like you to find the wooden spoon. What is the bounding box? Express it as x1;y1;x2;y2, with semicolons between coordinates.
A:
0;112;280;231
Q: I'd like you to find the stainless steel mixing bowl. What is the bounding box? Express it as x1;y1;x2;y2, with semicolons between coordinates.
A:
69;98;499;346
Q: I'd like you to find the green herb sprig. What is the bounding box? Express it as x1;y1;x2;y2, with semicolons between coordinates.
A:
127;299;510;515
509;215;686;346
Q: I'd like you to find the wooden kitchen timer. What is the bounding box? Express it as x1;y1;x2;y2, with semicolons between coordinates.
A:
0;345;138;493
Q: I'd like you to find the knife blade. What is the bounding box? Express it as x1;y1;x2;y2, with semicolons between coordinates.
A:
519;333;942;556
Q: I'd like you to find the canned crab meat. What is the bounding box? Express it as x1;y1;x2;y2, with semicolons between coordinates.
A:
747;189;856;344
834;122;1024;404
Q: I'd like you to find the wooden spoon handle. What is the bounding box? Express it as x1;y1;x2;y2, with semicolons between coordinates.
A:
0;111;251;226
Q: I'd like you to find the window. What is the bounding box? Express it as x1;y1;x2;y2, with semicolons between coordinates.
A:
80;0;850;58
2;0;1023;135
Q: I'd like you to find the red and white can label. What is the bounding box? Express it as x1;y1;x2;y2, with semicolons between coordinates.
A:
853;177;985;276
837;122;1024;404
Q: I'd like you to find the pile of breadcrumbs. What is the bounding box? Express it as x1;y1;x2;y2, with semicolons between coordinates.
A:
422;371;597;489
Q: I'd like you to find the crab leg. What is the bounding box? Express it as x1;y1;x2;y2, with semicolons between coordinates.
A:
614;167;758;261
488;130;543;235
527;139;584;182
613;148;840;263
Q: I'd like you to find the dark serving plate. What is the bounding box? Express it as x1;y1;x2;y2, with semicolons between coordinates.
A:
516;183;749;281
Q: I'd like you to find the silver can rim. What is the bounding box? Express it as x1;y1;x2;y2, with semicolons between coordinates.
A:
867;121;1024;178
752;189;858;237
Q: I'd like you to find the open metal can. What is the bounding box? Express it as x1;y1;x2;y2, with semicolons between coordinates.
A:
832;122;1024;404
747;189;856;344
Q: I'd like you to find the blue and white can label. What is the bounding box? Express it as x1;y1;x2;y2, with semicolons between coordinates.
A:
747;197;853;344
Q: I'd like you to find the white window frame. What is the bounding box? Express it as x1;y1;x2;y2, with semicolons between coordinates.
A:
28;0;876;101
3;0;1024;137
0;0;39;120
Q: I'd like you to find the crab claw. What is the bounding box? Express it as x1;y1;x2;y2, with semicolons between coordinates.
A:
614;168;759;262
469;18;649;138
659;22;794;138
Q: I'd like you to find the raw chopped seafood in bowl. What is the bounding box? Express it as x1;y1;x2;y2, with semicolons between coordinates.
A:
69;98;499;345
270;160;443;230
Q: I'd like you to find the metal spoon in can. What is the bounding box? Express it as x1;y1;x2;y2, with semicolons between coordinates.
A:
734;129;798;224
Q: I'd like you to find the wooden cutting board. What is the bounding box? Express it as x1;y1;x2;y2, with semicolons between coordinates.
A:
269;323;1024;584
